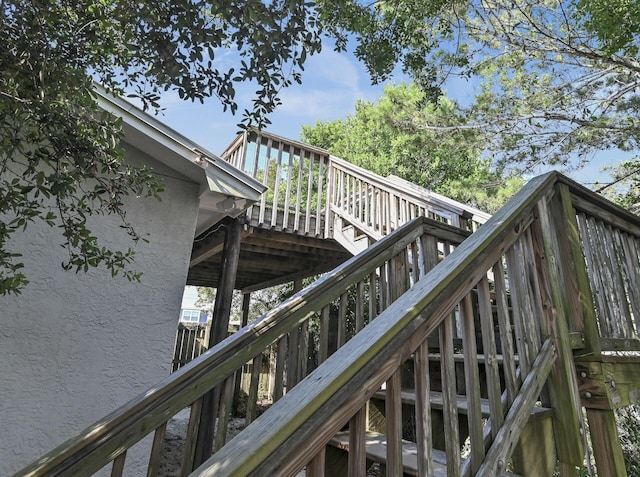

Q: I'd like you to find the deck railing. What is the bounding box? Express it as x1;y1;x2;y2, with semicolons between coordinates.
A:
220;131;490;242
18;172;640;477
16;216;469;476
195;171;590;477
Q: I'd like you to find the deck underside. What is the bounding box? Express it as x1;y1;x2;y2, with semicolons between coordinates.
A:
187;211;351;291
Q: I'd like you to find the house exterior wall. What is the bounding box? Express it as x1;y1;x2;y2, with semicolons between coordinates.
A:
0;144;201;475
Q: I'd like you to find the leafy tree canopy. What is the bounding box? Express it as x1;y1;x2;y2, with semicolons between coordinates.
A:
302;83;523;212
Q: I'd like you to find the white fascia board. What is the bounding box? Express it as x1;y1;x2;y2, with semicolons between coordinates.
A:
93;86;266;230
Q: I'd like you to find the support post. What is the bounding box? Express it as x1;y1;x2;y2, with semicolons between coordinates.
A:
586;408;627;477
193;217;243;468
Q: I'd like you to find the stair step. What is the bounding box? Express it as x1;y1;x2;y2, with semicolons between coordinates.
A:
372;390;553;420
328;431;520;476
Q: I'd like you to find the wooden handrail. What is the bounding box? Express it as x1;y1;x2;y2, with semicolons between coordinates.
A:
16;216;469;476
192;172;587;476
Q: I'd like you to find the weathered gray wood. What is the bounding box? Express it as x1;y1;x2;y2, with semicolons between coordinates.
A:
477;338;556;476
306;447;326;477
214;375;235;451
110;451;126;477
386;370;403;477
182;399;203;476
274;335;287;401
194;217;243;466
283;145;294;231
348;407;367;476
478;276;505;436
271;141;284;227
461;293;485;474
585;408;628;477
319;306;330;364
439;315;461;477
258;137;273;226
414;342;434;476
532;197;585;467
338;292;348;348
556;185;601;357
146;422;167;477
246;354;262;425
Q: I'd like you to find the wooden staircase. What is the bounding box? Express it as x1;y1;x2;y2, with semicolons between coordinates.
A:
15;163;640;475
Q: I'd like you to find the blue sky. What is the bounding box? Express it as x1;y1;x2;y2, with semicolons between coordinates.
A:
151;43;620;187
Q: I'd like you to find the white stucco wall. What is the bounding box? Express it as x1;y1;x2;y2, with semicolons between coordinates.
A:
0;144;201;475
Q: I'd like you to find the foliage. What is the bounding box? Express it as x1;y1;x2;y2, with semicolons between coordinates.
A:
319;0;640;180
1;0;324;294
195;284;292;324
599;158;640;215
616;404;640;475
302;83;522;211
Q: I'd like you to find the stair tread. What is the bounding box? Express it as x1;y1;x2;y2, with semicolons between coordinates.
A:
372;390;553;419
329;431;520;476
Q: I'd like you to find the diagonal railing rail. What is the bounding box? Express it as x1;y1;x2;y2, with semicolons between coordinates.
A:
16;216;469;476
220;130;490;245
18;172;640;476
191;172;604;476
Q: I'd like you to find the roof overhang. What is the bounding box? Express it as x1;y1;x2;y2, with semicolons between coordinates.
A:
93;85;266;236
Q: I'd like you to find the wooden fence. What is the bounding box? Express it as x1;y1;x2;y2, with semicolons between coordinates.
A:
171;322;211;372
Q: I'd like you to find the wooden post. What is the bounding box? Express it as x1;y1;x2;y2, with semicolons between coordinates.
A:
193;217;243;467
532;196;585;467
585;408;628;477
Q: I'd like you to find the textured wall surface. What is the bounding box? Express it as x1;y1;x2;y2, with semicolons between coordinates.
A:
0;144;201;475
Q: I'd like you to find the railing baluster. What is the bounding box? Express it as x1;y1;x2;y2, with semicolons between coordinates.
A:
440;314;461;477
477;276;504;436
306;447;326;477
338;292;348;348
214;375;235;451
270;141;284;227
111;451;126;477
274;335;287;401
414;341;434;477
348;406;367;476
305;151;314;234
181;398;203;476
319;305;330;364
316;155;325;237
386;369;403;476
493;260;519;403
294;147;305;231
461;293;485;473
246;354;262;425
146;422;167;477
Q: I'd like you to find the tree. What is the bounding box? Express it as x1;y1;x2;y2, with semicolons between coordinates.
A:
302;83;522;211
1;0;324;294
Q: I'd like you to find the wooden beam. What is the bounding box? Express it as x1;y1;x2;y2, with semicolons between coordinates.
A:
585;408;627;477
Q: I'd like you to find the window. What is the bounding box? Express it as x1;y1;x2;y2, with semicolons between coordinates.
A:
180;309;201;323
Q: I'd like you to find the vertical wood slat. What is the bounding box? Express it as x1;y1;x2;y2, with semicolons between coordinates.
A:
305;152;315;234
337;292;348;348
325;158;335;238
414;342;434;477
181;398;203;476
440;315;461;477
557;186;601;356
614;230;640;336
369;271;377;323
306;447;326;477
288;328;300;389
246;354;262;425
282;145;293;230
522;229;544;353
461;293;485;474
316;156;325;237
355;281;364;333
506;245;533;376
386;369;403;477
477;277;504;436
348;407;367;476
274;335;287;401
298;320;310;381
604;223;634;336
146;422;167;477
493;260;519;404
319;305;330;364
258;137;273;226
294;147;305;232
111;451;126;477
270;141;285;227
214;375;235;451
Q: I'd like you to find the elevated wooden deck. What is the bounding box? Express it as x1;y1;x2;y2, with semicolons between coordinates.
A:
186;130;488;292
16;149;640;477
